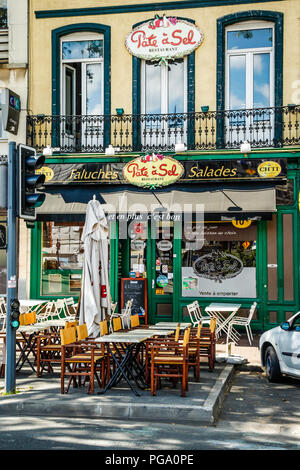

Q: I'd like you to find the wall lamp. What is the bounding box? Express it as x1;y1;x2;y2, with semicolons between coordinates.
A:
240;141;251;157
105;145;115;155
43;145;53;156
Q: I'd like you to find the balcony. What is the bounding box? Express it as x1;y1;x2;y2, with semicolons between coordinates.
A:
26;105;300;155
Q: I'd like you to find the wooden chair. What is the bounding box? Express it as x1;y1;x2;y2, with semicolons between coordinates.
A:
36;316;79;378
19;311;37;326
36;330;62;377
150;327;191;397
186;323;202;381
145;323;181;384
65;320;78;328
109;299;133;332
100;320;109;336
60;326;106;395
112;317;123;332
197;318;216;372
129;313;147;329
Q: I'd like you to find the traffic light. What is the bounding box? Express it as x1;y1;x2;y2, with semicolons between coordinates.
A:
10;299;20;329
18;144;46;220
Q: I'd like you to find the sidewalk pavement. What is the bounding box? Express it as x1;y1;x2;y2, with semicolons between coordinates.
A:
0;334;261;425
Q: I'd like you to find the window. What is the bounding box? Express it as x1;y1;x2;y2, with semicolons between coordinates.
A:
225;21;274;145
181;222;257;298
0;1;7;29
41;222;84;296
60;32;104;151
141;59;187;149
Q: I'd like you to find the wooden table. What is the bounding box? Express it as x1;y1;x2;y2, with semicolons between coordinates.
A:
95;329;175;396
16;324;52;372
151;322;191;331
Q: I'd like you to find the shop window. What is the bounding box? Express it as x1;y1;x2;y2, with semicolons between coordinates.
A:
181;222;257;299
129;222;147;278
41;222;84;296
153;221;174;296
276;179;294;206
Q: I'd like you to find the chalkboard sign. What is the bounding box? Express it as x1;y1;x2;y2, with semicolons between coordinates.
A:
121;278;147;324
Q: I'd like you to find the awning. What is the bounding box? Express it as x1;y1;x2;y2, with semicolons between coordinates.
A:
37;184;276;221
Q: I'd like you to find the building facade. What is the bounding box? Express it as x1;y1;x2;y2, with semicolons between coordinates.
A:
0;0;29;297
26;0;300;330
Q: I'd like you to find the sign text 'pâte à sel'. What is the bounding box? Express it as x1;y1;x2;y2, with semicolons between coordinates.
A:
123;154;184;188
125;14;204;63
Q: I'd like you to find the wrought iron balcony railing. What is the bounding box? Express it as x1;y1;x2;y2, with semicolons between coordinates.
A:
26;105;300;154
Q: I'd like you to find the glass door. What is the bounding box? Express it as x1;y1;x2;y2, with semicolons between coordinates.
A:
82;62;103;149
62;65;76;149
61;35;104;151
225;23;274;147
148;220;174;323
141;59;187;150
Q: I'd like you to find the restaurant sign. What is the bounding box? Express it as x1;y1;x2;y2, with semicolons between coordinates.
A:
123;154;184;188
40;158;287;186
125;15;204;63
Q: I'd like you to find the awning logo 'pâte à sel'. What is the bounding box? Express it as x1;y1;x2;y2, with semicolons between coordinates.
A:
123;154;184;188
257;161;282;178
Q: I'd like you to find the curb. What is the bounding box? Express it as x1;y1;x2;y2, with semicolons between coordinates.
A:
0;365;235;425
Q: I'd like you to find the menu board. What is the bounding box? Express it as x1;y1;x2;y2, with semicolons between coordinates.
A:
121;278;147;323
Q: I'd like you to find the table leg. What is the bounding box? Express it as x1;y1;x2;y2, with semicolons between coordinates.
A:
98;343;141;397
16;333;37;372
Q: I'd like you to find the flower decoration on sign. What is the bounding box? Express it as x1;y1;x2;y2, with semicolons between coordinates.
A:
148;14;178;30
140;153;164;163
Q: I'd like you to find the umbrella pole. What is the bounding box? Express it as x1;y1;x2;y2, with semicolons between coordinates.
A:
76;290;82;321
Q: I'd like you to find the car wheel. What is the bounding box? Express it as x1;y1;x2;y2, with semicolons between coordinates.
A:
265;346;282;382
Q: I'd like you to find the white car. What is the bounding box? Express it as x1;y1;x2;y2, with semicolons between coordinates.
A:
259;311;300;382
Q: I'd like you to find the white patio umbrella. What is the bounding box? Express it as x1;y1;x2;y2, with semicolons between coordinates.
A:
79;195;111;337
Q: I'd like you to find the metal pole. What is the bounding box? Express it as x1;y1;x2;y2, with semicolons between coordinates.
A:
5;141;17;393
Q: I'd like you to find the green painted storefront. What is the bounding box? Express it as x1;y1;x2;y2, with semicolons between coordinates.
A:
29;149;300;331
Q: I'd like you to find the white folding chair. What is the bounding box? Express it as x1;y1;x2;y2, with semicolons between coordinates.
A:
63;297;77;320
0;297;6;331
36;300;55;322
187;302;201;327
121;299;133;329
193;301;213;326
55;299;67;319
187;302;213;327
227;302;257;345
109;299;133;332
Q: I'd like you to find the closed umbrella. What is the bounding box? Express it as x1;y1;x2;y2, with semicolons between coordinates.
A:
79;195;111;337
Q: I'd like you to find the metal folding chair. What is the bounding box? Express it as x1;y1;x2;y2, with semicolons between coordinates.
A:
227;302;257;345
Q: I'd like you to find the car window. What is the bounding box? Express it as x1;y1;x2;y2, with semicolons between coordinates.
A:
291;314;300;331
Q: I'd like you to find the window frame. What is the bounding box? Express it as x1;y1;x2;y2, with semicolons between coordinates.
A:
225;20;275;112
140;58;188;116
216;10;283;148
60;32;104;117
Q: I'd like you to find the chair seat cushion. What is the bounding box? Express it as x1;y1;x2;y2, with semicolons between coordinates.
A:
154;355;184;364
65;354;104;363
41;344;61;351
